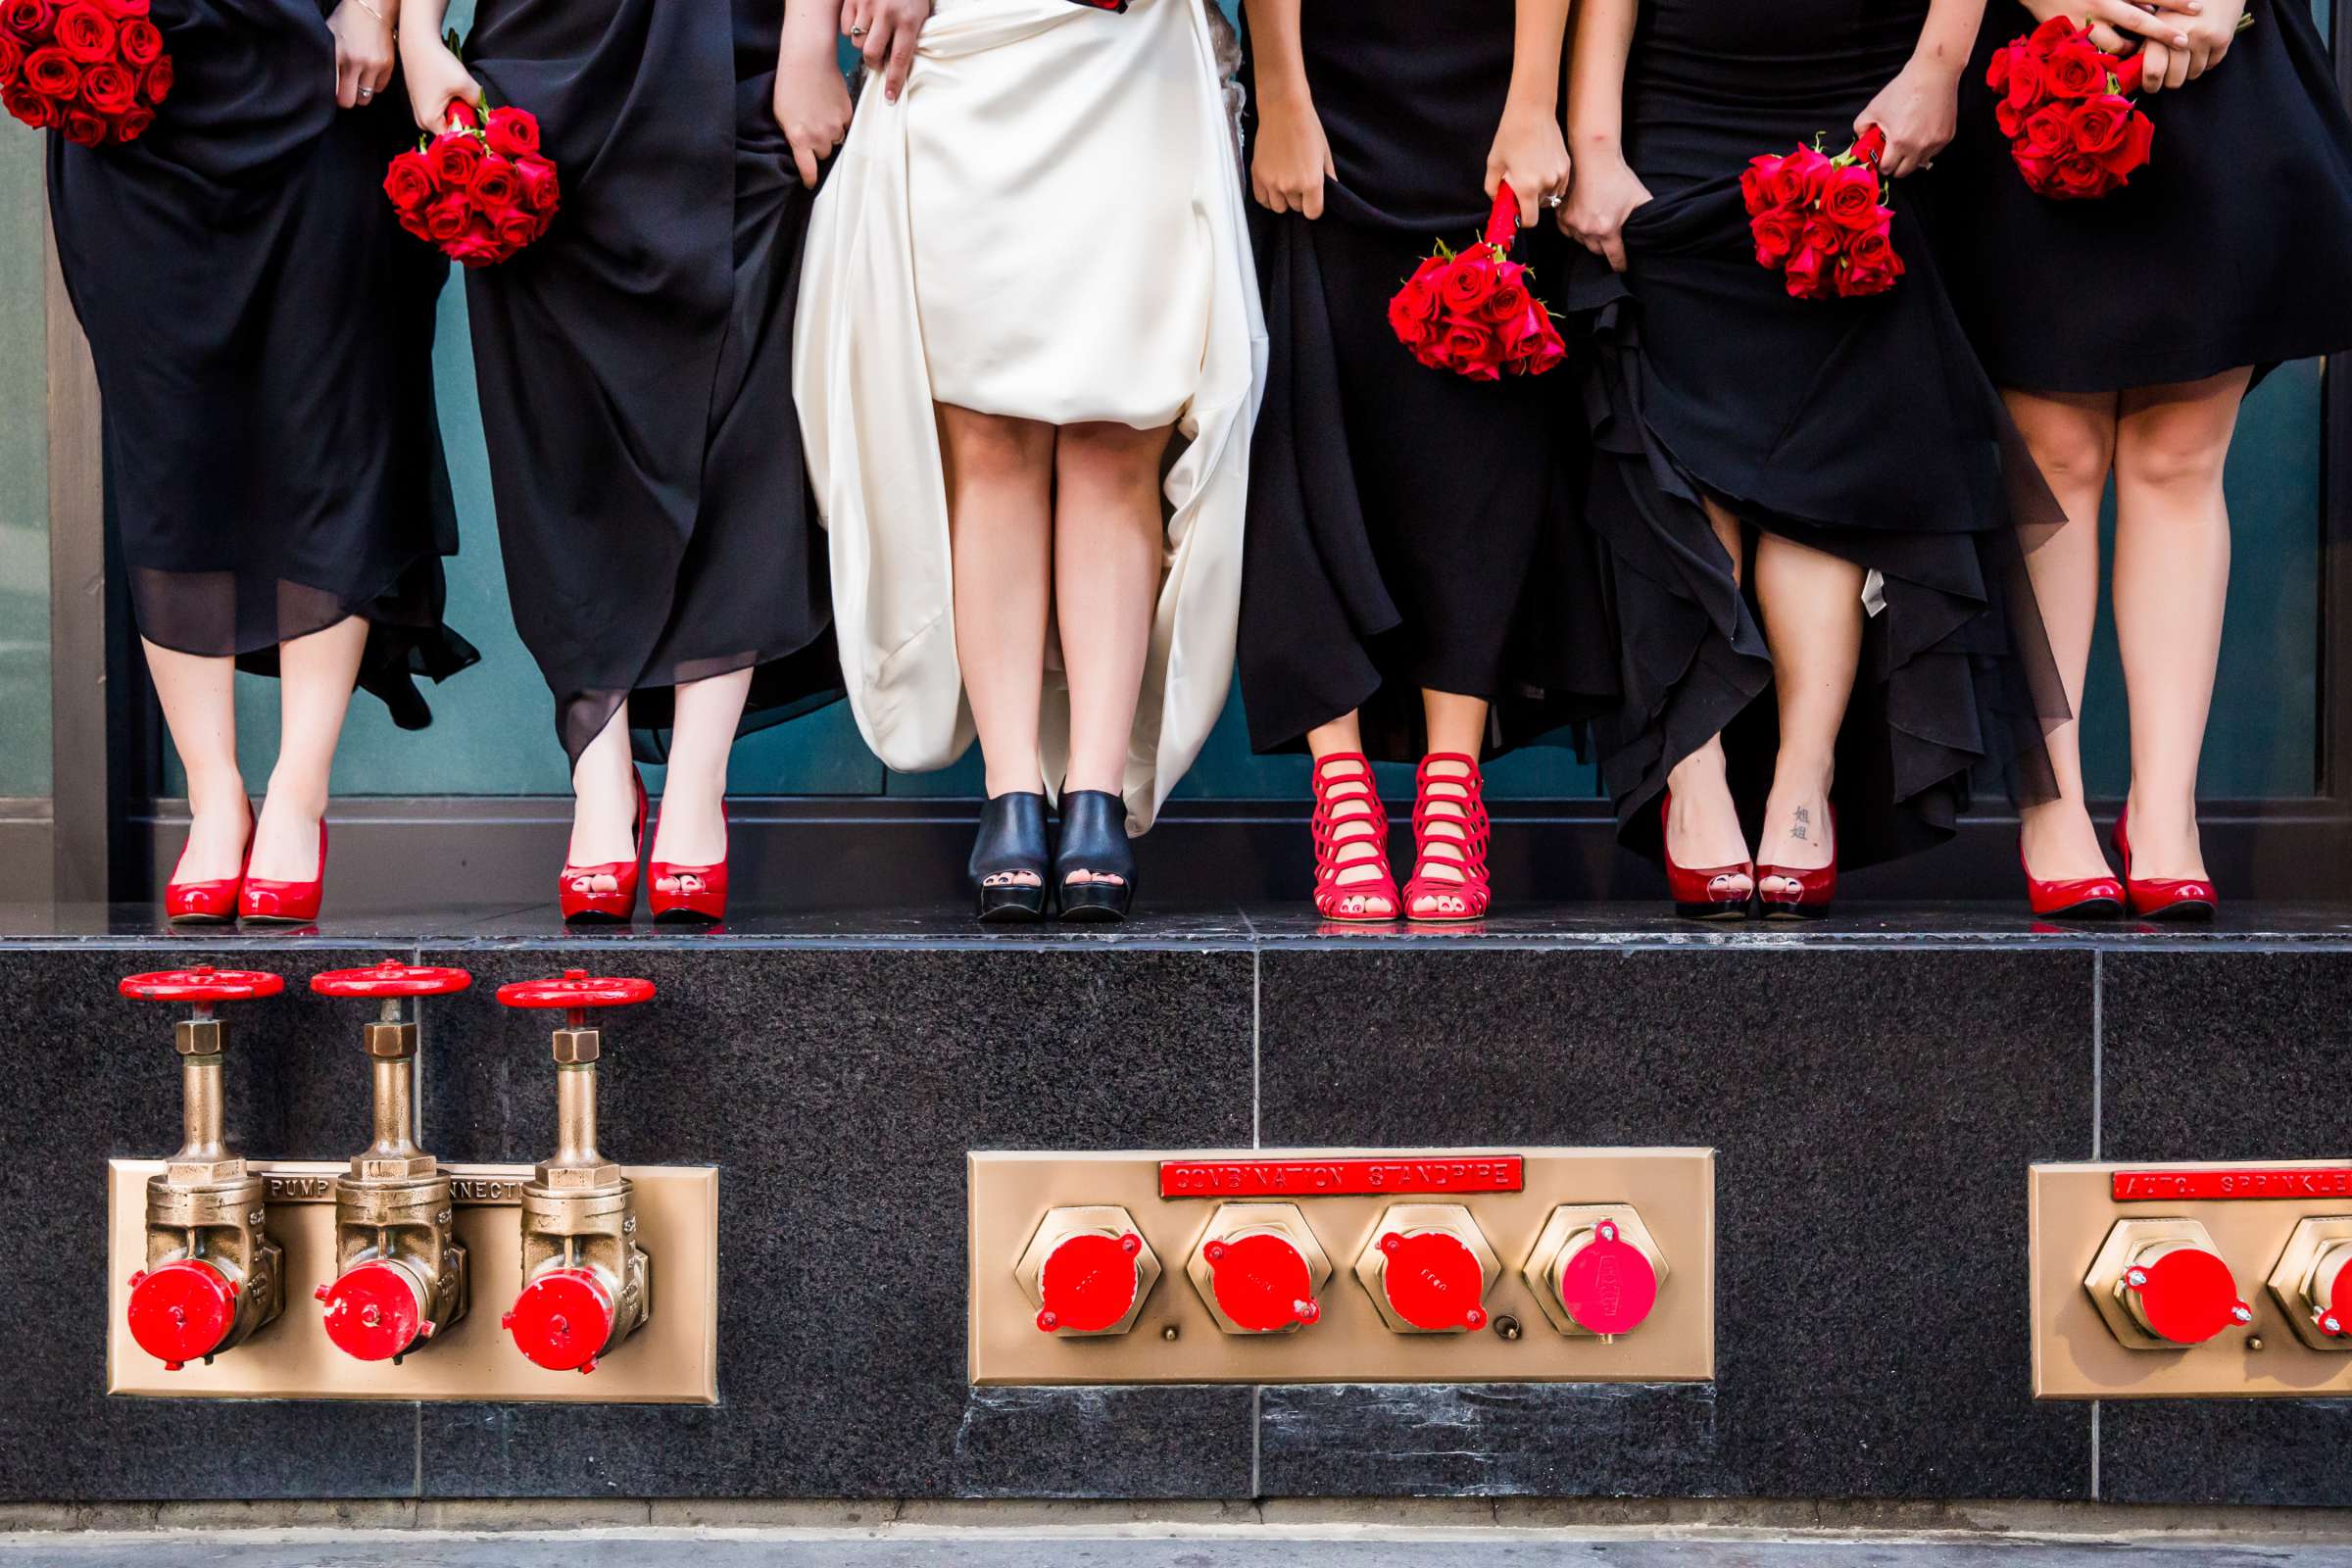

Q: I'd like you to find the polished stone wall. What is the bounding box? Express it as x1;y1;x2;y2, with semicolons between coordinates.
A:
3;907;2348;1504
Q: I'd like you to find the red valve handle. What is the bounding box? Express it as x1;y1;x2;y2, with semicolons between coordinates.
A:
1035;1230;1144;1334
1378;1230;1489;1332
118;964;284;1003
126;1258;238;1369
495;969;656;1010
502;1267;617;1373
311;962;473;999
2125;1247;2251;1346
1203;1232;1319;1334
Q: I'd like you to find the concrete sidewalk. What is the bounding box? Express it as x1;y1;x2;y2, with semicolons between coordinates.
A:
5;1536;2352;1567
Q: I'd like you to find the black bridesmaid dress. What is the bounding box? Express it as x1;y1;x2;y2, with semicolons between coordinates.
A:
464;0;837;762
1571;0;2065;868
48;0;475;728
1936;0;2352;392
1237;0;1613;760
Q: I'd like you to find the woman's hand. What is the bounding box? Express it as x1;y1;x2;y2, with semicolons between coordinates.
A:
2169;0;2249;84
841;0;931;105
1557;142;1649;272
1486;97;1572;230
1855;52;1959;176
398;24;479;131
2024;0;2200;57
327;0;395;111
1250;86;1333;218
775;48;854;188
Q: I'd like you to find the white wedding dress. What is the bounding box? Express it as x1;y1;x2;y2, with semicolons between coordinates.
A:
795;0;1265;833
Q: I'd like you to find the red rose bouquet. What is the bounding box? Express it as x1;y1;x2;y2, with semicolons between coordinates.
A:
1387;181;1567;381
1740;124;1903;301
1;0;173;146
1986;16;2155;200
383;98;559;268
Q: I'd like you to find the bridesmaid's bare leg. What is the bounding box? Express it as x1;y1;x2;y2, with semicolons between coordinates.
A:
1751;533;1864;894
1306;711;1394;918
2110;368;2250;883
567;702;637;890
1052;418;1170;886
651;667;752;882
1661;498;1751;894
940;403;1056;888
145;639;249;883
2003;386;2120;883
249;614;368;882
1408;691;1489;918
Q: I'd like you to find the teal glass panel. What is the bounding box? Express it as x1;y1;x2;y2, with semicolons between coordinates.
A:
0;132;50;796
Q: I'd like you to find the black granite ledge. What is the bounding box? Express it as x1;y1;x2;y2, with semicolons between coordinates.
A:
5;902;2350;952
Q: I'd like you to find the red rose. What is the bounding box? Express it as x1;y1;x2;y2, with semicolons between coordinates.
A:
1783;244;1832;299
424;190;471;243
1409;253;1449;287
77;58;130;111
1767;145;1832;210
110;100;147;138
1801;214;1845;257
1838;220;1904;296
2093;107;2153;178
1387;279;1439;347
469;155;519;211
2010;150;2056;193
427;130;482;187
1999;50;2046;116
1818;162;1883;230
116;16;160;66
2044;39;2106;98
493;204;538;252
2028;15;2081;50
394;204;432;241
382;149;435;212
514;154;560;214
24;48;78;98
54;3;116;63
1509;318;1565;377
59;102;104;143
2052;152;2115;198
2066;94;2130;156
446;218;503;267
1740;152;1786;215
1440;257;1499;315
139;54;168;102
94;0;147;16
2;79;53;126
2;0;52;36
2020;103;2071;159
483;104;539;158
1749;208;1802;268
1480;274;1534;324
0;36;22;84
1436;321;1498;378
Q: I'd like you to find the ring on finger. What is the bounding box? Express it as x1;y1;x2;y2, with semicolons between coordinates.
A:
849;24;867;36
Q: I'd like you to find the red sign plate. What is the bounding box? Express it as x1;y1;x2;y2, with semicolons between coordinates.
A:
2111;1167;2352;1202
1159;1155;1523;1199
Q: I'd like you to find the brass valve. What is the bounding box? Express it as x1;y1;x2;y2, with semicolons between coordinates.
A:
309;963;475;1363
117;966;286;1370
494;971;657;1374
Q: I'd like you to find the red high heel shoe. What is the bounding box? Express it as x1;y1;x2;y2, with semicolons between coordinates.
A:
1402;753;1491;923
165;805;253;924
1756;803;1837;919
1309;752;1398;923
239;820;326;924
1661;791;1753;919
2019;835;2124;919
2114;807;2216;921
559;770;648;923
649;799;728;923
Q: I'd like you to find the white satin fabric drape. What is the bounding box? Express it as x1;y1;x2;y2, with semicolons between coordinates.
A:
795;0;1266;833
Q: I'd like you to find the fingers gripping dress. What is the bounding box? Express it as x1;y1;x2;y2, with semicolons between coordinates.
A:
464;0;840;762
796;0;1266;833
1572;0;2066;869
1236;0;1614;760
48;0;475;727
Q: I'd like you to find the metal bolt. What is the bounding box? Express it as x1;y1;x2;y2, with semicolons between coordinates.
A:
1493;1314;1523;1341
2247;1336;2267;1351
1160;1325;1179;1342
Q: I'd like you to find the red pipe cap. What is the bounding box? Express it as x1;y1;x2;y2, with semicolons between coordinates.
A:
1205;1232;1318;1333
495;970;656;1010
1558;1221;1659;1336
1379;1231;1488;1332
2128;1248;2249;1345
126;1258;236;1367
2323;1259;2352;1338
1037;1232;1142;1334
319;1260;426;1361
504;1267;616;1371
118;965;284;1003
312;962;473;999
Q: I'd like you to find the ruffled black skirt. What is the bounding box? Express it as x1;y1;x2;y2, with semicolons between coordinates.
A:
1235;0;1612;760
48;0;475;728
465;0;839;763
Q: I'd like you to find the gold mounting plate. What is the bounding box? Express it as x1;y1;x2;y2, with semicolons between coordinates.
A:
2030;1161;2352;1398
968;1148;1714;1386
107;1159;718;1403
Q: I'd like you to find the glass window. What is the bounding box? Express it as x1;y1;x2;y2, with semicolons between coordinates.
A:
0;133;51;798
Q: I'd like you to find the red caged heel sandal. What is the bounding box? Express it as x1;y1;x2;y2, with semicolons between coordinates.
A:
649;799;729;923
1309;753;1398;923
1661;791;1754;919
559;769;647;924
1402;753;1491;923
